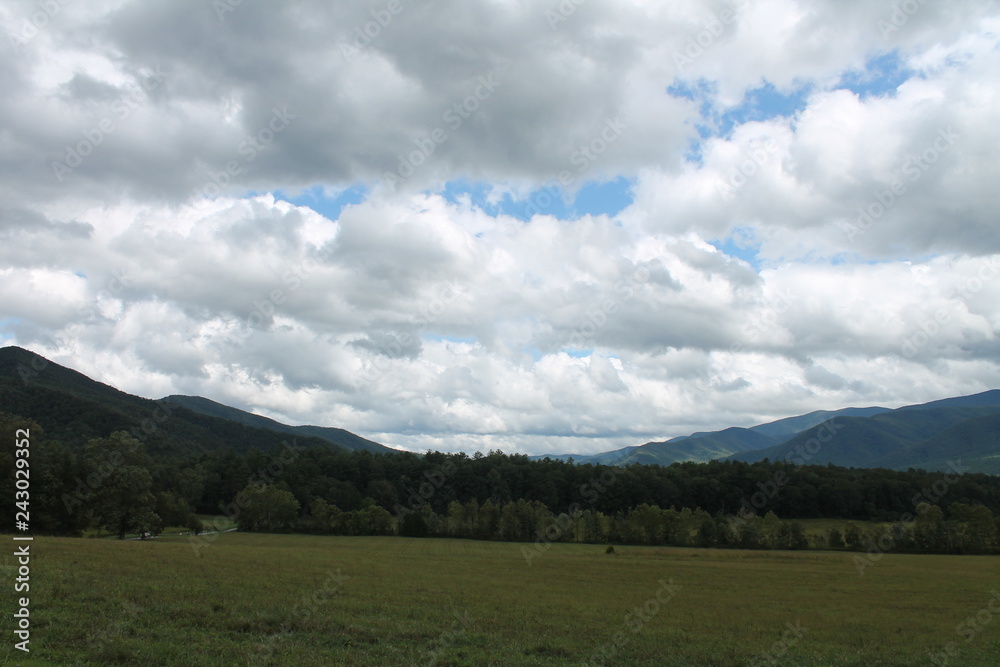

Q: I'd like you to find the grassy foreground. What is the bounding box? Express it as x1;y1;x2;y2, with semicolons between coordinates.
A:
3;532;999;666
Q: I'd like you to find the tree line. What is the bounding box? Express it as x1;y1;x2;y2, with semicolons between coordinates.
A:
3;416;1000;555
214;484;999;555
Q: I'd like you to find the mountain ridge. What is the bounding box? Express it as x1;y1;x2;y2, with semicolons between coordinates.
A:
3;345;999;473
0;346;394;456
162;394;392;453
726;393;1000;472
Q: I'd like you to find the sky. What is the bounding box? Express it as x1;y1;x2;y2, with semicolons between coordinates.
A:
2;0;999;456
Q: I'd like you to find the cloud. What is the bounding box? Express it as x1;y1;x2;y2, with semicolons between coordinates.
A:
2;0;999;455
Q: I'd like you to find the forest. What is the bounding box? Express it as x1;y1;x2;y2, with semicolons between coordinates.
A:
4;413;1000;554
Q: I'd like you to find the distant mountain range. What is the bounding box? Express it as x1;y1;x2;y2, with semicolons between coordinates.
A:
729;395;1000;473
535;392;1000;474
532;407;892;465
0;346;395;457
3;345;999;473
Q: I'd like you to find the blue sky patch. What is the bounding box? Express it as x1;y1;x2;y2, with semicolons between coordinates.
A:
569;177;634;218
274;184;368;221
710;228;763;269
836;51;913;99
440;179;498;212
0;318;20;342
441;178;633;222
523;346;544;361
669;78;808;160
720;82;811;135
423;333;478;344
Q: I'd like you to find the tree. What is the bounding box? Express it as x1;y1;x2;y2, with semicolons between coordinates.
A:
499;501;522;541
844;522;863;550
698;517;718;548
186;515;204;535
914;503;946;552
236;484;300;532
83;431;160;540
366;479;398;510
356;504;395;535
155;492;196;529
778;521;808;550
400;511;429;537
760;511;782;549
966;505;997;553
627;504;664;545
476;500;500;539
445;500;464;537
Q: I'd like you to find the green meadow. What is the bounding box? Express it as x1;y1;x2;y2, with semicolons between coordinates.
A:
4;532;999;666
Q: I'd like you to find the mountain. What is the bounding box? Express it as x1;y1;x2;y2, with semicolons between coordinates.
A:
534;429;776;466
162;394;392;453
747;406;891;440
727;391;1000;472
560;406;892;467
617;427;780;466
893;390;1000;411
0;346;391;457
871;412;1000;474
551;395;1000;473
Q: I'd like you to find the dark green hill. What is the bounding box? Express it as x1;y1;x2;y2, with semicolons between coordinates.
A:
162;395;394;453
894;390;1000;411
618;427;780;465
558;426;782;466
873;412;1000;474
0;346;375;457
566;406;891;467
748;406;890;440
729;399;1000;470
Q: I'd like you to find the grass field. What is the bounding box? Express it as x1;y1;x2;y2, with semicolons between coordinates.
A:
3;532;999;666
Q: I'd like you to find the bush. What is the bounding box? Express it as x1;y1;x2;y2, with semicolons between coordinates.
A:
828;528;846;549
